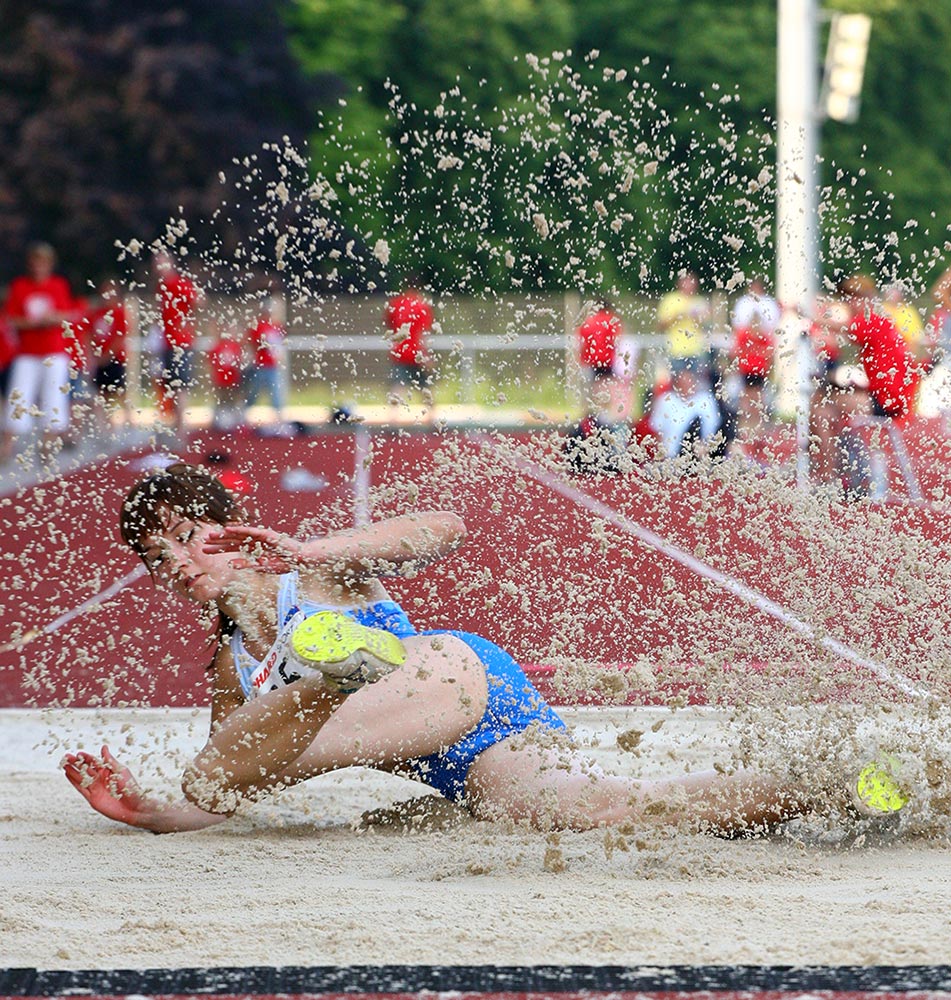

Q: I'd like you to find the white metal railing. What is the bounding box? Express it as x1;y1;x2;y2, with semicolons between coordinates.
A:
126;329;672;409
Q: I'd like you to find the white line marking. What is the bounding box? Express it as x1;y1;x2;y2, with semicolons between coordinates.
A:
353;425;371;527
1;566;147;652
473;435;930;700
3;426;374;652
46;566;148;632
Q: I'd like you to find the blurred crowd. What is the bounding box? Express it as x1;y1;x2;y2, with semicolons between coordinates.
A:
0;243;288;465
2;237;950;501
567;267;950;497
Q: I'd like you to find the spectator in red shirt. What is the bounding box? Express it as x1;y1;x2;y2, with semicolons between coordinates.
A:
0;288;17;410
576;297;624;424
733;324;776;384
1;242;78;463
809;297;850;379
840;274;926;423
805;275;928;500
65;294;94;421
577;299;622;376
730;282;779;454
154;251;203;440
208;325;246;431
385;280;435;419
87;278;132;428
244;296;286;423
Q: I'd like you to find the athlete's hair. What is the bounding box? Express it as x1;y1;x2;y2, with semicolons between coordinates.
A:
121;463;245;655
120;462;244;558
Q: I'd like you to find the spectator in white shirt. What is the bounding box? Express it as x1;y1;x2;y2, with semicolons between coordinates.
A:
731;277;781;335
649;363;723;461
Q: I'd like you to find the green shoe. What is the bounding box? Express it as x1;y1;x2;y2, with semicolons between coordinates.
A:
290;611;407;693
854;755;908;815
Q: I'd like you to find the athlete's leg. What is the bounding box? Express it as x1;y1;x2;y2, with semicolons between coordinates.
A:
281;634;488;779
4;355;40;447
265;366;284;416
38;353;71;457
185;634;488;811
809;389;843;485
464;733;809;834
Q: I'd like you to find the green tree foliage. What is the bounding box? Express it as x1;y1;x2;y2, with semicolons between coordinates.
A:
574;0;781;289
289;0;951;295
0;0;329;285
818;0;951;292
288;0;583;292
286;0;789;292
2;2;949;295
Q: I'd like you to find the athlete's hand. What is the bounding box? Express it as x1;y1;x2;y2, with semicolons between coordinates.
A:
203;524;305;573
62;745;155;828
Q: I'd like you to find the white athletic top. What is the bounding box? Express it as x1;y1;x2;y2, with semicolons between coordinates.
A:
732;292;781;334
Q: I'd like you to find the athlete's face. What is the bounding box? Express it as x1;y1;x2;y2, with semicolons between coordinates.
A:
141;515;234;604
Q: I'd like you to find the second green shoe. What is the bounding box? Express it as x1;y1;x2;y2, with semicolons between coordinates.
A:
853;755;908;815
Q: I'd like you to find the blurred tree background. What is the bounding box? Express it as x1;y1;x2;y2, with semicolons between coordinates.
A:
0;0;331;287
1;0;949;296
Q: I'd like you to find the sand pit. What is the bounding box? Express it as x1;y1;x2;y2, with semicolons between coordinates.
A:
3;704;950;970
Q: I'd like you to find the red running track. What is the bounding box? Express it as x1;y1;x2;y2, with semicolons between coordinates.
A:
1;421;949;709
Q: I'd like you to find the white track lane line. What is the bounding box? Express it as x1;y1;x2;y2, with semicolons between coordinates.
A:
0;565;147;653
472;435;930;700
353;425;371;527
4;427;374;654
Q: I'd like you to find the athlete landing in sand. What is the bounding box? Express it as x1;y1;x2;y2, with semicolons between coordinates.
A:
64;463;900;834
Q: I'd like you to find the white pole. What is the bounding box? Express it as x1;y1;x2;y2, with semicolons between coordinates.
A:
776;0;820;485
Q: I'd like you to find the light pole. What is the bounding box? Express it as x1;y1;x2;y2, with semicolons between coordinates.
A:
774;1;871;486
775;0;820;486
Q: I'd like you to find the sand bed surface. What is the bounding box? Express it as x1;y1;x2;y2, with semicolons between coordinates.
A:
3;706;950;969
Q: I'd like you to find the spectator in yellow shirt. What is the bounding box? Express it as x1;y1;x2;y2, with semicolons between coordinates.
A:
656;271;711;373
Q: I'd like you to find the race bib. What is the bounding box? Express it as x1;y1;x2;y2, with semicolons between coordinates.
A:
247;608;307;697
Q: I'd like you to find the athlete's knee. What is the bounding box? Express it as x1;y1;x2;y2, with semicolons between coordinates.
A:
426;633;478;665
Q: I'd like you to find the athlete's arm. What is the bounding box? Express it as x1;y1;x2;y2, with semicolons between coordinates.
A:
62;745;228;834
11;312;75;330
302;512;467;579
209;643;246;733
204;512;467;581
61;641;250;834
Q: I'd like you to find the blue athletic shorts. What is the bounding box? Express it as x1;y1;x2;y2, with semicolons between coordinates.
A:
405;630;567;803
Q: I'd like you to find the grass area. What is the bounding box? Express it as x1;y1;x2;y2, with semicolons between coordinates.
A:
299;369;582;414
165;361;587;418
130;347;675;423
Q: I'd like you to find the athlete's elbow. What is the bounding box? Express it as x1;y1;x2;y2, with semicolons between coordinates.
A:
442;512;467;547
